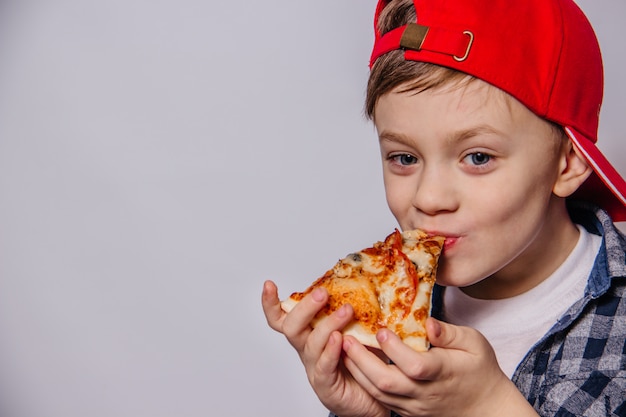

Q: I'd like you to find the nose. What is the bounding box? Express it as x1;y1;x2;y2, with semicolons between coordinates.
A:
411;165;459;216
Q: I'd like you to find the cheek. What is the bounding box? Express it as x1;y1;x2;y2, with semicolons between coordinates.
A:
383;176;414;218
384;188;404;220
437;212;544;287
467;187;546;232
473;165;556;216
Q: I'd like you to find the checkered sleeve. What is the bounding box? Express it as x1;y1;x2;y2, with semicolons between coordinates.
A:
515;281;626;416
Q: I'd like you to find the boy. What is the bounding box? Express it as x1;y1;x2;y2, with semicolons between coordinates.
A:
262;0;626;416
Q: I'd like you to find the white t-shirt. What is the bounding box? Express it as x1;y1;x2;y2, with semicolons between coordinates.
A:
443;225;602;378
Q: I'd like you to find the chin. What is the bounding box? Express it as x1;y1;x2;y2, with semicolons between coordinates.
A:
435;264;484;288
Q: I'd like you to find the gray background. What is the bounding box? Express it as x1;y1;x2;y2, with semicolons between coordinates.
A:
0;1;623;416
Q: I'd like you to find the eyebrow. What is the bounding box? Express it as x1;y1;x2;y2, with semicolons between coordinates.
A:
378;125;505;146
378;131;415;147
446;125;504;144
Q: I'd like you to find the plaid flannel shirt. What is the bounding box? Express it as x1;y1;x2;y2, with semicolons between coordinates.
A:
329;203;626;417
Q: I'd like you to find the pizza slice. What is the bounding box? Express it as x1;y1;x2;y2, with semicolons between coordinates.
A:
281;229;444;351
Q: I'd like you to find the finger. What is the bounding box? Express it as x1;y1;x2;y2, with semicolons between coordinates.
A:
342;336;386;393
281;287;328;338
305;303;355;357
376;328;442;381
343;335;414;397
427;317;490;354
261;280;286;332
342;352;408;416
316;331;344;377
342;348;381;395
302;308;356;398
426;317;460;349
383;318;492;381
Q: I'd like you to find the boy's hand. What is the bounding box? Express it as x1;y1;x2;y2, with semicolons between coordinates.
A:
342;318;539;417
261;280;388;417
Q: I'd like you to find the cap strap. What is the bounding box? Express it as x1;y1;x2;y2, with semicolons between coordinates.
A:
370;23;474;67
400;23;429;50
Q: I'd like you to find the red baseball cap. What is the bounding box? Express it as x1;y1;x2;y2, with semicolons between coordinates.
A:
370;0;626;222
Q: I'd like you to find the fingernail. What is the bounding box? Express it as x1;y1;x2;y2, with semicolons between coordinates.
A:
312;288;326;302
376;329;389;344
343;337;353;351
431;319;442;338
337;304;348;317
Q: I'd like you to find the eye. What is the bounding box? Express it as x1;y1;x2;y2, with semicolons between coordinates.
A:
464;152;491;166
390;153;418;166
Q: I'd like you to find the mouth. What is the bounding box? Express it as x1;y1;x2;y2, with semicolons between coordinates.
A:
442;237;459;251
423;230;460;251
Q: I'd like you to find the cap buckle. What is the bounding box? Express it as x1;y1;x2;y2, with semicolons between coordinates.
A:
453;31;474;62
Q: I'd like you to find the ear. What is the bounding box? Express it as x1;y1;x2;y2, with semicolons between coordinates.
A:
553;141;593;198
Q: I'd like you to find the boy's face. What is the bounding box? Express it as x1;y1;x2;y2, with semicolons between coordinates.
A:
375;79;573;299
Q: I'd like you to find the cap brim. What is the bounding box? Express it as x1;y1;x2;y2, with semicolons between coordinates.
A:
566;127;626;222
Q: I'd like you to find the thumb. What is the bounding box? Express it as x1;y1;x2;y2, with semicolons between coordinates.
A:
426;317;477;351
